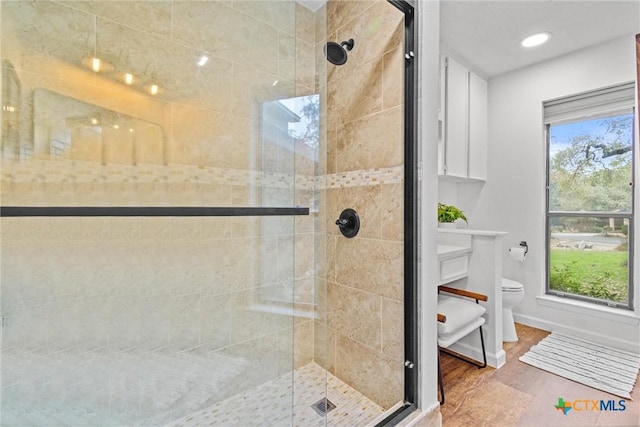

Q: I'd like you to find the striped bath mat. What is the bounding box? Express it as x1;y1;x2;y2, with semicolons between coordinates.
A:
519;332;640;399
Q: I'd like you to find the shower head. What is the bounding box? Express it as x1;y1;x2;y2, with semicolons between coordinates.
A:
324;39;354;66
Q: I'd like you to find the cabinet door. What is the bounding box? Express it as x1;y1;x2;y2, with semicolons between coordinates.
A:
468;72;487;180
444;57;468;179
438;57;446;175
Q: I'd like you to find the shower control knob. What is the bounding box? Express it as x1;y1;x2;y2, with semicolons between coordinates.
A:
335;208;360;238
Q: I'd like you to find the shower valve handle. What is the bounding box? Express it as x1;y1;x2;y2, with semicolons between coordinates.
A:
335;209;360;238
335;218;349;226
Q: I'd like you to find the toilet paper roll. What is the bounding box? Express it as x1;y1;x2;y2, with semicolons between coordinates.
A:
509;247;527;262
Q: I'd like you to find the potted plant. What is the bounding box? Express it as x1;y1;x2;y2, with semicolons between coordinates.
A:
438;203;468;227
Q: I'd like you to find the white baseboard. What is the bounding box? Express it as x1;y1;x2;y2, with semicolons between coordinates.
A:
513;313;640;353
446;341;506;368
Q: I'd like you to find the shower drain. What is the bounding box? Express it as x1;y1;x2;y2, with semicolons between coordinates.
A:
311;398;337;416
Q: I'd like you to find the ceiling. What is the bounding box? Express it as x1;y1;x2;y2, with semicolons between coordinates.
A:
441;0;640;78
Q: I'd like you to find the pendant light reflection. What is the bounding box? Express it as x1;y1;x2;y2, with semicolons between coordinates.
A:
91;57;101;72
197;55;209;66
82;56;113;73
82;57;160;97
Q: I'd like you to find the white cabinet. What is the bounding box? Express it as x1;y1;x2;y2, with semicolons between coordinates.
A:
437;232;472;285
468;72;487;180
439;56;487;181
438;249;470;284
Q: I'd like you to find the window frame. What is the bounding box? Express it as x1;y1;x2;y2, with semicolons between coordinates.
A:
544;89;636;311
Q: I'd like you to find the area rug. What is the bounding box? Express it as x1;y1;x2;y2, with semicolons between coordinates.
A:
519;332;640;399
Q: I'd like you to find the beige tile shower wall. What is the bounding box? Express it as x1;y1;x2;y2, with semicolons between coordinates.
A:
315;0;405;410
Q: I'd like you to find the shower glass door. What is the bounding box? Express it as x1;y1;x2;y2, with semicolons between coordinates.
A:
1;1;319;425
318;1;409;425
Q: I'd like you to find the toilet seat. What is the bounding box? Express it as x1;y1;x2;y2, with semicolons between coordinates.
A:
502;278;524;291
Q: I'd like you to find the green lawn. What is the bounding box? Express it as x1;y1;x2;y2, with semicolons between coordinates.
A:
549;249;628;303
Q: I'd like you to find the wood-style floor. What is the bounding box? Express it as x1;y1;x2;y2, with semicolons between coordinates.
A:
439;323;640;427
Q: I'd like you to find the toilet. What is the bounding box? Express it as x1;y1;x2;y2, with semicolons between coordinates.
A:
502;278;525;342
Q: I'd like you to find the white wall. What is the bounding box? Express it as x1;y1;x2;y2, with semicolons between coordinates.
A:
418;0;442;417
460;35;640;353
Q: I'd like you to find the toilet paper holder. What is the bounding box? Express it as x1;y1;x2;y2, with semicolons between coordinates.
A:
510;241;528;255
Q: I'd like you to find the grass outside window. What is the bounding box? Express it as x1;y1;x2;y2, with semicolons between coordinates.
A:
549;249;628;303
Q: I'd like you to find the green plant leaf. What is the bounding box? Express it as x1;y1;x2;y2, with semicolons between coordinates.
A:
437;203;468;224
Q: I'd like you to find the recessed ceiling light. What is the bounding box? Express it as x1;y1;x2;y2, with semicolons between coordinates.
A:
521;32;551;48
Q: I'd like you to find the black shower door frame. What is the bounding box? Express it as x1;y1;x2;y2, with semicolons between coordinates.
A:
376;1;419;426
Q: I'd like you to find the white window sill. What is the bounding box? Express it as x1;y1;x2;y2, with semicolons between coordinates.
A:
536;295;640;326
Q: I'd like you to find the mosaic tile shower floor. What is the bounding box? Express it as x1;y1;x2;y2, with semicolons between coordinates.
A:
170;362;385;427
1;347;385;427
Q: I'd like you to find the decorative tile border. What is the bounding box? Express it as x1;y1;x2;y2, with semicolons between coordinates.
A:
324;166;404;188
1;160;403;197
1;159;316;190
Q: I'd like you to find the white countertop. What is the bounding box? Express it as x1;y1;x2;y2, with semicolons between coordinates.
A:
437;228;508;237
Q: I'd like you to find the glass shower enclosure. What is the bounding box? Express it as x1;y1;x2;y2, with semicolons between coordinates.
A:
1;1;411;425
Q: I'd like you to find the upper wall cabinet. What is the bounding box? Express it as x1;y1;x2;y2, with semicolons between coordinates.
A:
438;56;487;181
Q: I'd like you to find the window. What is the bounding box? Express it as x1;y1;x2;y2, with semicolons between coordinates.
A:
545;83;635;309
